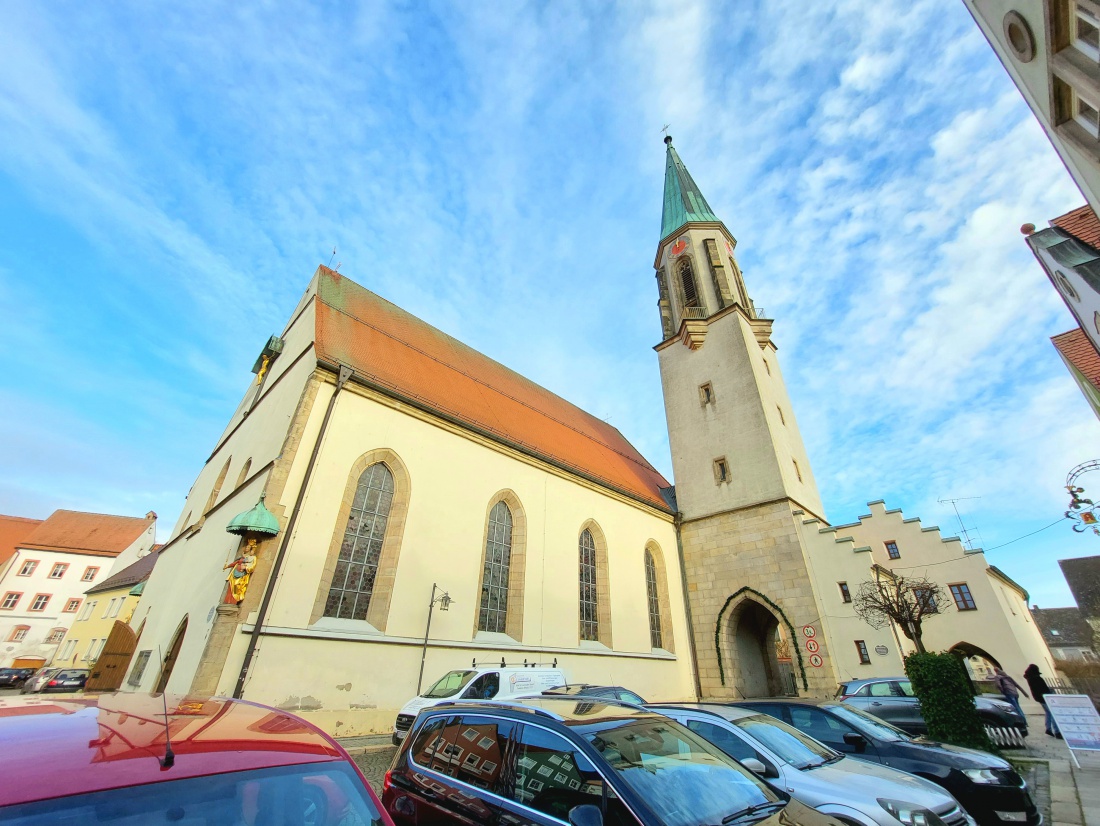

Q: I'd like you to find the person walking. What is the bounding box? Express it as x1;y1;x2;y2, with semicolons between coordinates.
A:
993;666;1030;727
1024;663;1060;738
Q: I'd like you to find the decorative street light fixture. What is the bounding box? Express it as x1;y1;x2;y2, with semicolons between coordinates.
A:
417;583;453;695
1065;461;1100;536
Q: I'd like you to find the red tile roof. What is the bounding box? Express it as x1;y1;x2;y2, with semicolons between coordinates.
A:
312;267;673;511
1051;205;1100;249
0;515;44;568
86;547;161;595
1052;327;1100;394
18;510;154;557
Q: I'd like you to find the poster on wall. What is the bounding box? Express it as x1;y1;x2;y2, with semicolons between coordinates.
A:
1045;695;1100;765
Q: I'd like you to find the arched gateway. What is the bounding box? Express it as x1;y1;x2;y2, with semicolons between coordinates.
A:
717;591;801;698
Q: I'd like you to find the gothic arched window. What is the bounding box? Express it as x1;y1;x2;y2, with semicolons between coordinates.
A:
479;501;513;633
324;462;394;621
644;549;663;649
579;529;600;641
679;258;702;309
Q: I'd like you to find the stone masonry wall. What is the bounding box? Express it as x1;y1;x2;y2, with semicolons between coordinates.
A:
682;498;835;698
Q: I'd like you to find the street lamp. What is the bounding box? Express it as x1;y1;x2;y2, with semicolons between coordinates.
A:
417;583;453;695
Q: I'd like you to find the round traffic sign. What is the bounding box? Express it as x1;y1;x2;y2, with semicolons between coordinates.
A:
802;625;816;638
809;653;823;668
805;639;820;653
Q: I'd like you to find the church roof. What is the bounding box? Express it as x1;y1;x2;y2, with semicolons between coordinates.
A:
661;138;720;242
313;268;673;512
1052;327;1100;394
17;510;153;558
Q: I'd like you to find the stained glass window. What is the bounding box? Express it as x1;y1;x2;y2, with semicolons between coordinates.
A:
479;501;513;633
324;463;394;621
645;550;662;649
579;530;599;641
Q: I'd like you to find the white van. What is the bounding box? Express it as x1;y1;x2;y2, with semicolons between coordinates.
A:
392;663;567;743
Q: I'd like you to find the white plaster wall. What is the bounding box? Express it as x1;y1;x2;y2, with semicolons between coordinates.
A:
208;379;695;731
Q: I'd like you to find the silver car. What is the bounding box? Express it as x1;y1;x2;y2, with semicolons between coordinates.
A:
655;703;975;826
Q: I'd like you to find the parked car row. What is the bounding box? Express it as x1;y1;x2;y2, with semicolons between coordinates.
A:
0;667;38;688
18;667;88;694
836;678;1027;735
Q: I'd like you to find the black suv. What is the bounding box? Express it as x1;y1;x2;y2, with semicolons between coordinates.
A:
542;685;648;704
382;696;843;826
734;699;1039;826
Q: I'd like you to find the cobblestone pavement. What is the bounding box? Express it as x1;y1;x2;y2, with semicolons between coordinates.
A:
353;747;397;796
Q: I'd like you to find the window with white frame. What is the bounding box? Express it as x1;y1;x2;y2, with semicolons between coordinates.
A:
9;625;29;642
78;600;97;621
57;639;77;661
102;598;116;618
45;628;66;644
63;598;81;613
110;599;123;618
49;563;69;579
18;560;38;576
29;594;50;611
82;566;99;582
1075;2;1100;61
1;592;20;610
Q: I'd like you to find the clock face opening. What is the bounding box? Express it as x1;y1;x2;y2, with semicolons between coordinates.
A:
671;238;688;257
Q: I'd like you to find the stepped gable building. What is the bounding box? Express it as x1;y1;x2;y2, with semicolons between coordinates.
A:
125;138;1056;733
0;509;157;669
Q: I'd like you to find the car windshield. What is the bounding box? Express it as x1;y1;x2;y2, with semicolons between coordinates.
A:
581;717;782;826
0;761;384;826
732;714;840;769
422;669;477;698
828;704;910;742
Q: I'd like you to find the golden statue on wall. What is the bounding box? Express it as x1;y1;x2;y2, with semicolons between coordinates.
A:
223;538;258;604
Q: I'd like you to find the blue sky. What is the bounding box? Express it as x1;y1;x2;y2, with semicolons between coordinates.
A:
1;0;1098;607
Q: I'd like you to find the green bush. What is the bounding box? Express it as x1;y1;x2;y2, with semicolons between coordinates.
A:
904;652;992;751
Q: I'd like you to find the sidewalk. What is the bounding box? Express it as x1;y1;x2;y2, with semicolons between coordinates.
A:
1014;705;1100;826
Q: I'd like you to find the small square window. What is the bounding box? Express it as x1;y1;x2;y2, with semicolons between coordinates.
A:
1;592;21;610
699;382;714;406
713;457;730;485
950;583;977;611
855;640;870;664
82;567;100;582
885;541;900;560
30;594;50;611
49;563;69;579
838;582;851;603
18;560;39;577
10;626;29;642
63;598;81;613
45;628;66;644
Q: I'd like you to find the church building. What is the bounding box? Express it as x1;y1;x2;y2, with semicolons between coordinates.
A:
122;139;1054;732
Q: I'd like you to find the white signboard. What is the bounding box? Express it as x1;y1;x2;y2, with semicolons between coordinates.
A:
1046;694;1100;759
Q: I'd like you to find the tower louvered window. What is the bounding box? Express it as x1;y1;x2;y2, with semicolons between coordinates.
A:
579;529;600;641
644;550;663;649
325;463;393;621
479;501;512;633
679;259;701;308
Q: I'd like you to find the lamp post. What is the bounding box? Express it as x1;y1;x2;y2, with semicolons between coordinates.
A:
417;583;453;695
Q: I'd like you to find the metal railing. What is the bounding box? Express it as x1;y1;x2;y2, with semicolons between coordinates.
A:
681;306;707;320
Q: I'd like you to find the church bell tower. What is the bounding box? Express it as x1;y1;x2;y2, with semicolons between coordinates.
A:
654;136;834;698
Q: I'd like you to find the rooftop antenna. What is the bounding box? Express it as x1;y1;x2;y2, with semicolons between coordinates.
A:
157;645;175;769
328;247;337;267
938;496;981;550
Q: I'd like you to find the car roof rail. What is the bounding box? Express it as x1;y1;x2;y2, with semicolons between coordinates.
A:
470;658;560;669
432;699;563;721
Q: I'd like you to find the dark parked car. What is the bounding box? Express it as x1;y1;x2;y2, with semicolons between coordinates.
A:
383;696;845;826
0;692;393;824
0;667;38;688
542;684;648;704
735;699;1039;826
37;668;89;693
836;678;1027;734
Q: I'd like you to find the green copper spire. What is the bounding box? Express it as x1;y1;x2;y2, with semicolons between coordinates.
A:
660;135;720;241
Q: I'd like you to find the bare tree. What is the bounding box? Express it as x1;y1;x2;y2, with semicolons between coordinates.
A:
853;571;950;654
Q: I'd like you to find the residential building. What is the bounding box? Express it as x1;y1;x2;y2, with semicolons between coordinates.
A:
1053;327;1100;418
1031;605;1098;660
55;548;160;688
0;510;157;669
125;138;1054;733
1026;204;1100;354
963;1;1100;213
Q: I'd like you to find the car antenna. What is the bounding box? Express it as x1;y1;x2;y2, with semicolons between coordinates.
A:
158;647;175;769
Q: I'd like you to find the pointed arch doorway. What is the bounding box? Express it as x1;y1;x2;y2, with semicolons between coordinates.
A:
729;598;796;698
154;616;188;694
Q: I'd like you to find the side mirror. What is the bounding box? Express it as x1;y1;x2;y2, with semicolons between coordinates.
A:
569;804;604;826
741;758;767;775
842;732;867;752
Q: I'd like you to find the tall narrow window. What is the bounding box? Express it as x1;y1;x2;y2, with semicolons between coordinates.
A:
324;462;394;621
679;259;701;309
579;529;600;642
644;550;663;649
855;640;870;664
950;583;977;611
479;501;513;633
838;582;851;603
885;541;900;560
236;459;253;488
204;457;232;514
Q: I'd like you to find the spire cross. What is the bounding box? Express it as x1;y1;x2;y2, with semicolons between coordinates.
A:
661;124;671;139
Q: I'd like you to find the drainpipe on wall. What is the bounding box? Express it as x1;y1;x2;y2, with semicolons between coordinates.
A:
674;515;704;700
233;364;353;699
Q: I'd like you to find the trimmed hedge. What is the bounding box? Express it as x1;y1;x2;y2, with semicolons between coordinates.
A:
904;652;992;751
